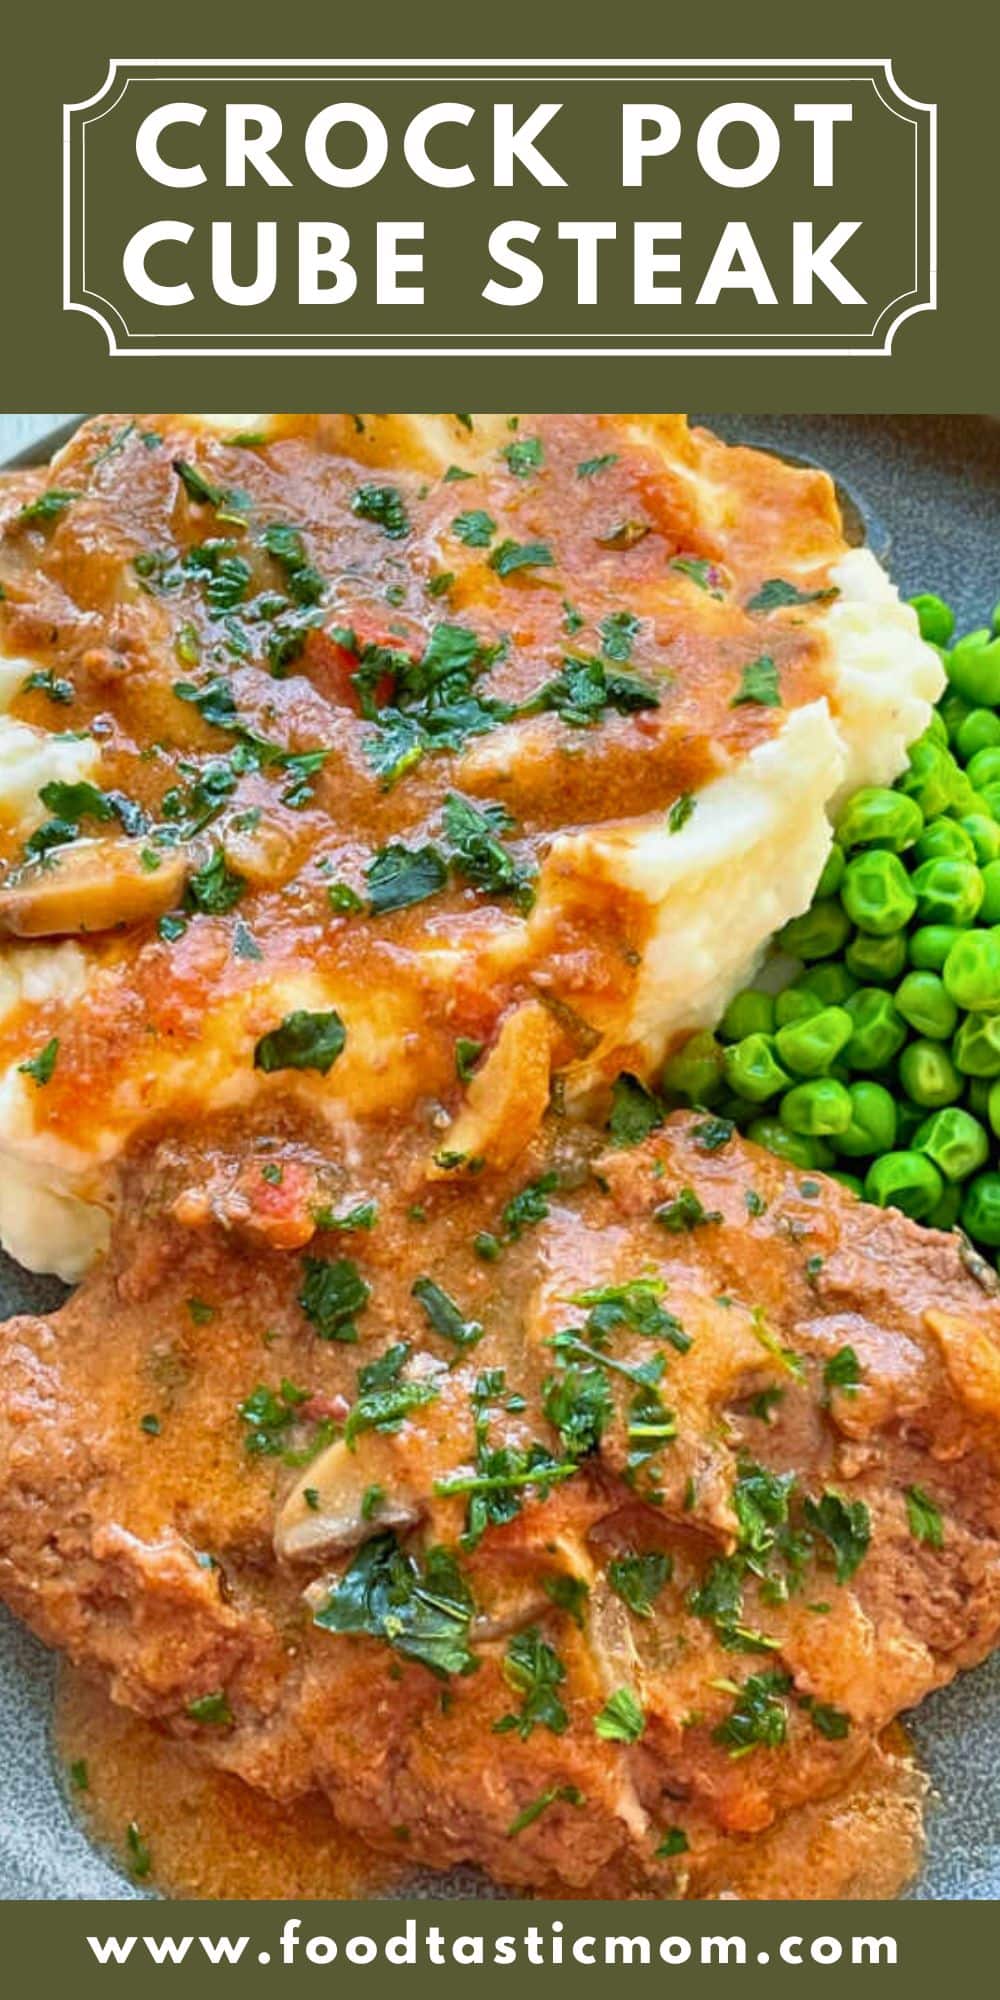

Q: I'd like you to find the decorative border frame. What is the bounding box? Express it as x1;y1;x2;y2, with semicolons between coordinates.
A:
63;57;937;358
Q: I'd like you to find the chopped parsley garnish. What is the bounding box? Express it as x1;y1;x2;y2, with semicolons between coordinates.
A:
805;1699;851;1740
18;489;78;525
261;521;325;605
185;847;246;915
493;1628;568;1739
22;667;73;704
746;578;837;612
569;1275;690;1354
501;436;543;478
451;509;495;547
344;1342;439;1446
655;1187;723;1232
314;1532;477;1679
185;1690;233;1726
671;555;724;595
594;1686;645;1742
311;1197;378;1234
607;1073;664;1148
186;1298;216;1325
730;656;782;708
506;1784;583;1837
542;1364;614;1457
139;1413;161;1437
361;621;512;788
692;1115;734;1153
365;841;448;915
254;1009;346;1076
576;453;618;478
238;1379;310;1457
351;484;410;539
38;779;114;828
713;1669;792;1756
599;610;641;662
501;1171;558;1240
442;792;536;911
489;539;555;577
525;652;659;728
668;792;695;834
905;1485;944;1549
298;1256;370;1342
69;1760;89;1792
18;1037;59;1086
543;1573;590;1627
126;1821;152;1879
803;1490;871;1583
455;1037;483;1081
412;1275;483;1350
562;599;585;635
655;1826;689;1858
328;882;364;915
608;1550;672;1618
824;1346;861;1396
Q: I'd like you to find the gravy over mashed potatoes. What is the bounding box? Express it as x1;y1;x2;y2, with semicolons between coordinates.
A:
0;414;942;1278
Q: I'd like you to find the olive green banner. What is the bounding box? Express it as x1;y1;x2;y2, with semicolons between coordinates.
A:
0;0;998;407
0;1897;994;1996
63;60;930;358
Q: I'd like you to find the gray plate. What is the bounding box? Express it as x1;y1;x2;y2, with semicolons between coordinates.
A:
1;414;998;1900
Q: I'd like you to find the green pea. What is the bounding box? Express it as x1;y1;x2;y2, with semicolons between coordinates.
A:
779;899;852;961
980;862;1000;924
926;710;949;748
864;1150;944;1222
914;820;976;865
828;1170;864;1197
978;781;1000;824
953;1012;1000;1078
913;1107;990;1182
815;844;846;898
774;1005;853;1078
960;1172;1000;1247
835;787;923;854
774;987;824;1028
942;929;1000;1014
967;746;1000;792
947;630;1000;707
956;709;1000;762
893;970;959;1040
843;988;908;1072
898;1038;963;1108
897;738;963;819
661;1030;726;1104
799;962;858;1006
987;1080;1000;1139
840;850;917;936
911;857;984;927
959;814;1000;866
829;1080;898;1159
927;1183;962;1231
779;1078;854;1138
745;1118;831;1171
909;924;963;971
723;1034;790;1105
719;989;775;1042
909;593;955;647
845;931;908;985
939;688;973;745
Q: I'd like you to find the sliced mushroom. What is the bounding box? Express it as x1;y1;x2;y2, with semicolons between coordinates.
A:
430;999;555;1177
275;1434;421;1565
0;838;193;938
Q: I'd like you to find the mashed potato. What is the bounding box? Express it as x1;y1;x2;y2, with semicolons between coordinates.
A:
0;415;944;1278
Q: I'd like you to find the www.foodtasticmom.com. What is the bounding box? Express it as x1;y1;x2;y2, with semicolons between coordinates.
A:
85;1918;899;1970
